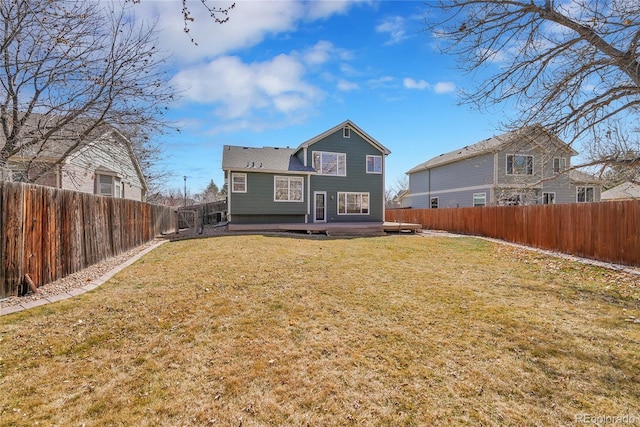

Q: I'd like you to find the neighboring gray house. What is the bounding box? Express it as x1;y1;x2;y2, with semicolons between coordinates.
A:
222;120;391;224
601;182;640;201
0;113;147;201
2;120;147;201
404;125;600;208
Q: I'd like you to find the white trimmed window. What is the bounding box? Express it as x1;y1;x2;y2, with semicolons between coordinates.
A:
232;173;246;193
338;192;369;215
553;157;566;174
430;197;439;209
313;151;346;176
576;186;594;202
95;174;122;198
274;176;303;202
343;127;351;138
543;192;556;204
366;155;382;174
473;193;486;207
506;154;533;175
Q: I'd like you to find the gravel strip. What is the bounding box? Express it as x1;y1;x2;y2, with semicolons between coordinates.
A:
1;239;164;310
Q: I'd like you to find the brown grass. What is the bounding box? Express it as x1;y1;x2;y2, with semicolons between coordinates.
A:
1;234;639;426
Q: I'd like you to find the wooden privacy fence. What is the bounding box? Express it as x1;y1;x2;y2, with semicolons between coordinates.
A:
0;182;177;298
387;201;640;267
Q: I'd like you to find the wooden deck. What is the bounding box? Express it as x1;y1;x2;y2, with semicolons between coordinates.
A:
227;221;421;236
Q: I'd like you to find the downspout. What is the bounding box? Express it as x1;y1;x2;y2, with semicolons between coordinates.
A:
306;173;310;223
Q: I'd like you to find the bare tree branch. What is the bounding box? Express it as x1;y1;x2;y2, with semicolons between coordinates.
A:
426;0;640;168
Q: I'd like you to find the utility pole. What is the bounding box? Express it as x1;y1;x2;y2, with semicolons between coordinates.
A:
183;175;187;207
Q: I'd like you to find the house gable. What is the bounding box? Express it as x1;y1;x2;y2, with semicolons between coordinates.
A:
64;129;147;201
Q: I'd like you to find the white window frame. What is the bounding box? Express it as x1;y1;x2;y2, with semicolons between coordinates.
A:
366;155;382;174
274;176;304;202
553;157;566;174
506;154;533;175
337;192;370;215
95;173;122;198
343;127;351;138
232;173;247;193
543;192;556;204
430;197;439;209
576;186;594;203
312;151;347;176
473;192;486;207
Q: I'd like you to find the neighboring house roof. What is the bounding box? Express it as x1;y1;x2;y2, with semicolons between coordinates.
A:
222;145;315;174
569;169;601;185
296;119;391;155
406;124;577;173
601;181;640;200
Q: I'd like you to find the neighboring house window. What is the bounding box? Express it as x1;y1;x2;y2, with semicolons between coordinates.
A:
543;192;556;204
473;193;486;207
313;151;346;176
577;186;594;202
232;173;246;193
366;155;382;174
96;174;122;198
274;176;303;202
430;197;439;209
506;154;533;175
338;192;369;215
343;127;351;138
553;157;566;174
12;170;28;183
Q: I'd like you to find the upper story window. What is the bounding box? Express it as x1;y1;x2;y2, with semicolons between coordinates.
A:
274;176;303;202
553;157;567;174
232;173;246;193
506;154;533;175
96;174;122;198
312;151;346;176
343;127;351;138
366;155;382;174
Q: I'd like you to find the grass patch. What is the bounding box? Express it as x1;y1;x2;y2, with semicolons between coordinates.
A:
1;234;639;425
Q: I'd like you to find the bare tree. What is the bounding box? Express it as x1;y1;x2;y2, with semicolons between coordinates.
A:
128;0;235;45
426;0;640;170
0;0;173;186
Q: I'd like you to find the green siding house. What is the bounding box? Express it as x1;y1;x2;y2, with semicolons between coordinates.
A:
222;120;391;225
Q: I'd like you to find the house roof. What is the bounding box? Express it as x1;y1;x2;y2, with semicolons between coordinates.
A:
569;169;601;185
221;145;315;174
406;124;578;174
296;119;391;155
601;181;640;200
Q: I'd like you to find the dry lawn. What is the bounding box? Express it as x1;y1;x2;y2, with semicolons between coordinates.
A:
1;234;639;426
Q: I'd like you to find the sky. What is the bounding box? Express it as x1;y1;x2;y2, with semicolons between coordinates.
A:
134;0;505;195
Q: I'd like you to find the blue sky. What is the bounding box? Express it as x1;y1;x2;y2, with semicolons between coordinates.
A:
135;0;504;195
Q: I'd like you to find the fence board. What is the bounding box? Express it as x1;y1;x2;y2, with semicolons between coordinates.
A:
387;201;640;268
0;182;177;298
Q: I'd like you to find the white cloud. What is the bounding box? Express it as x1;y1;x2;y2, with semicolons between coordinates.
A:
133;1;374;63
337;79;360;91
403;77;429;90
171;54;323;119
403;78;456;94
302;40;352;66
433;81;456;94
376;16;409;45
